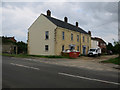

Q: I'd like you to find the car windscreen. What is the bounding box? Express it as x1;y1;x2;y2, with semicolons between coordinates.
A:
89;49;96;51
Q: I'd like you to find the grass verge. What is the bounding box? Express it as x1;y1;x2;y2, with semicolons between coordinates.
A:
1;53;74;59
100;56;120;65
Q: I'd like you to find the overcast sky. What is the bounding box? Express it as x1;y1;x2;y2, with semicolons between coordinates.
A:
1;1;118;44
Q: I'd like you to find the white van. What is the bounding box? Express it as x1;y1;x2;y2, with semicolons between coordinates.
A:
88;48;101;56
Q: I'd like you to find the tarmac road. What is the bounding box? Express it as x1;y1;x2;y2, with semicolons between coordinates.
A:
2;56;119;88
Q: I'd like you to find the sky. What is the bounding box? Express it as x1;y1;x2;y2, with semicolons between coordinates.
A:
1;0;119;45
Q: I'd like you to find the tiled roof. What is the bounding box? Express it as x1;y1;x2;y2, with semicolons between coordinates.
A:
42;14;88;34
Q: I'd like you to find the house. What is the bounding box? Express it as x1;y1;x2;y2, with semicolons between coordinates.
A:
1;36;18;54
28;10;91;55
91;38;99;49
91;37;107;53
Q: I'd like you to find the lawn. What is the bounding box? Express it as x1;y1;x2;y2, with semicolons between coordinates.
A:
101;56;120;65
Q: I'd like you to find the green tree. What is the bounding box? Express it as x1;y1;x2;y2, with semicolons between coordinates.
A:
16;41;27;54
106;42;114;51
113;41;120;56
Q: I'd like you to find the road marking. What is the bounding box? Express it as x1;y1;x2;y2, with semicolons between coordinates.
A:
10;63;40;70
58;72;120;85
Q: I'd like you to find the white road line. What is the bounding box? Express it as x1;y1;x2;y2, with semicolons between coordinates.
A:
58;72;120;85
10;63;40;70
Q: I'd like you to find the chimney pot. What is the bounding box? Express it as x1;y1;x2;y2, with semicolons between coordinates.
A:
76;22;78;27
47;10;51;17
64;17;68;23
88;31;91;36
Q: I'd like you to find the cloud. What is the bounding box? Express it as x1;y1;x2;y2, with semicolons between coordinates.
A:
2;3;39;42
2;0;119;2
2;2;118;44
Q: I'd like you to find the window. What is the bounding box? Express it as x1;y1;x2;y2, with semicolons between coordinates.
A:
45;45;49;51
62;32;65;40
83;36;85;42
77;35;79;42
71;33;73;41
77;46;79;51
62;45;64;51
45;31;49;40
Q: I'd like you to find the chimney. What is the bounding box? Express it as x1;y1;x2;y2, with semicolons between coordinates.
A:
88;31;91;36
64;17;68;23
47;10;51;17
76;22;78;27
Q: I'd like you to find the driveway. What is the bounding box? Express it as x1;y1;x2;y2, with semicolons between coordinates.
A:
16;55;119;72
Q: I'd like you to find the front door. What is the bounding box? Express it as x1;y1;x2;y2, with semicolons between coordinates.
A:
82;46;86;55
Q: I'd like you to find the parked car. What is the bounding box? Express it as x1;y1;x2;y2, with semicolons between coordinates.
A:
88;48;101;56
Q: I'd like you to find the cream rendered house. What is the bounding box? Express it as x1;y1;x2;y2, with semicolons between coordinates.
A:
28;10;91;55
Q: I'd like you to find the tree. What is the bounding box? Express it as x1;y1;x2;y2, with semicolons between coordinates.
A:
16;41;27;54
106;42;114;52
113;41;120;57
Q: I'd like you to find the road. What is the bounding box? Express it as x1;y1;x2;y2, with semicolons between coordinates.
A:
2;56;119;88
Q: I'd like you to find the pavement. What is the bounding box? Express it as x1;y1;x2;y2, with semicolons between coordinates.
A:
2;56;119;88
20;55;120;72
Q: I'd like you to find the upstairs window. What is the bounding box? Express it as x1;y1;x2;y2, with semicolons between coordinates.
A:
77;35;79;42
45;31;49;40
62;32;65;40
71;33;73;41
83;36;85;42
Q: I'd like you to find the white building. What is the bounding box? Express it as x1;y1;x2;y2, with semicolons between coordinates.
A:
91;38;99;49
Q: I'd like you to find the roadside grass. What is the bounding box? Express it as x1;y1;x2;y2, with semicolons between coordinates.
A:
1;53;74;59
1;53;32;58
100;56;120;65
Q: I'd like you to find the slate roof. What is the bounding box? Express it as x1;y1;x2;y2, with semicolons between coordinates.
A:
42;14;88;34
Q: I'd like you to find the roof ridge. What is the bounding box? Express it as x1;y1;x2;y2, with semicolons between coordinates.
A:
42;14;82;29
42;14;88;34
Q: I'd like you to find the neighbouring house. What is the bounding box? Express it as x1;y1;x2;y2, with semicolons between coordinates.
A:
91;38;99;49
28;10;91;55
1;36;18;54
91;37;107;53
